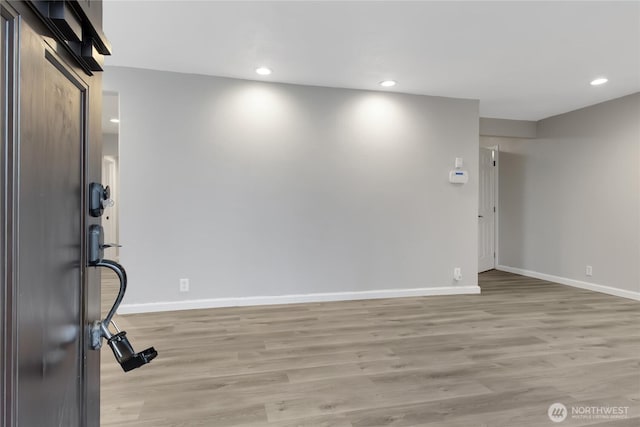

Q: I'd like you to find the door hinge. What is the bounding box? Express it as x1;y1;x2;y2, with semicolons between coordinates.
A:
493;160;496;166
494;252;496;258
493;206;496;212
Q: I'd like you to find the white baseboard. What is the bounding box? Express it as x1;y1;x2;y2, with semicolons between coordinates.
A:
117;285;482;314
496;265;640;301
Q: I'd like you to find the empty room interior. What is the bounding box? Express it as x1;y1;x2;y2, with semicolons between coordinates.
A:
96;1;639;426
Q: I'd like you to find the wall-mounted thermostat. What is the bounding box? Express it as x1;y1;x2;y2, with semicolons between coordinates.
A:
449;170;468;184
449;157;468;184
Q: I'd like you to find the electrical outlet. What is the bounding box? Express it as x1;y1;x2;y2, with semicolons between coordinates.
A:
453;267;462;281
586;266;593;277
179;278;190;292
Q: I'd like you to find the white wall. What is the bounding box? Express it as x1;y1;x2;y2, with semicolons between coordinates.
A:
496;93;640;298
104;66;480;312
102;133;119;157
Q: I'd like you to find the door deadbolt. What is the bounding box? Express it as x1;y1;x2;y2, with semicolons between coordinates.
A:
89;182;114;217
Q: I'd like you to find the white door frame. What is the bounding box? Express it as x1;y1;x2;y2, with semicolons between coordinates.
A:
492;146;500;266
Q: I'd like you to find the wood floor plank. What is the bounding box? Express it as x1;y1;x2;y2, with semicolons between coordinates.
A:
100;270;640;426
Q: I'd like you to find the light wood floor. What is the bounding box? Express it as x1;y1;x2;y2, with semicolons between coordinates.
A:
100;270;640;426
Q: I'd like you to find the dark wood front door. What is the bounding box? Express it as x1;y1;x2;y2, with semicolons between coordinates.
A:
1;1;108;426
16;19;87;427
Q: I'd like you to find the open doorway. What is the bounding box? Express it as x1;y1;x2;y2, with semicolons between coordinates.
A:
100;91;123;422
102;91;120;259
100;91;121;335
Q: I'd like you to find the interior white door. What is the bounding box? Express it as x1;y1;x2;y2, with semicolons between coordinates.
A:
478;148;495;272
102;156;119;258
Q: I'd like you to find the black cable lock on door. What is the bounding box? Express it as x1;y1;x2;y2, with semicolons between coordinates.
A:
88;183;157;372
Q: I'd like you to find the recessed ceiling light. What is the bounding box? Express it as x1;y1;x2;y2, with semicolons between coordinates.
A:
256;67;272;76
590;77;608;86
379;80;397;88
109;118;120;123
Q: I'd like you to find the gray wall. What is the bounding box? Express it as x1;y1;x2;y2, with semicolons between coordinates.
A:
479;118;537;139
104;66;480;306
498;93;640;293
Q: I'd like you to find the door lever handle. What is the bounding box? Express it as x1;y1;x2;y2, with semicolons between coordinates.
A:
87;185;158;371
478;215;484;218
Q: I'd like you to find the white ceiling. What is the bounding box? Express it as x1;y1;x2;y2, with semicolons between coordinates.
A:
103;1;640;120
